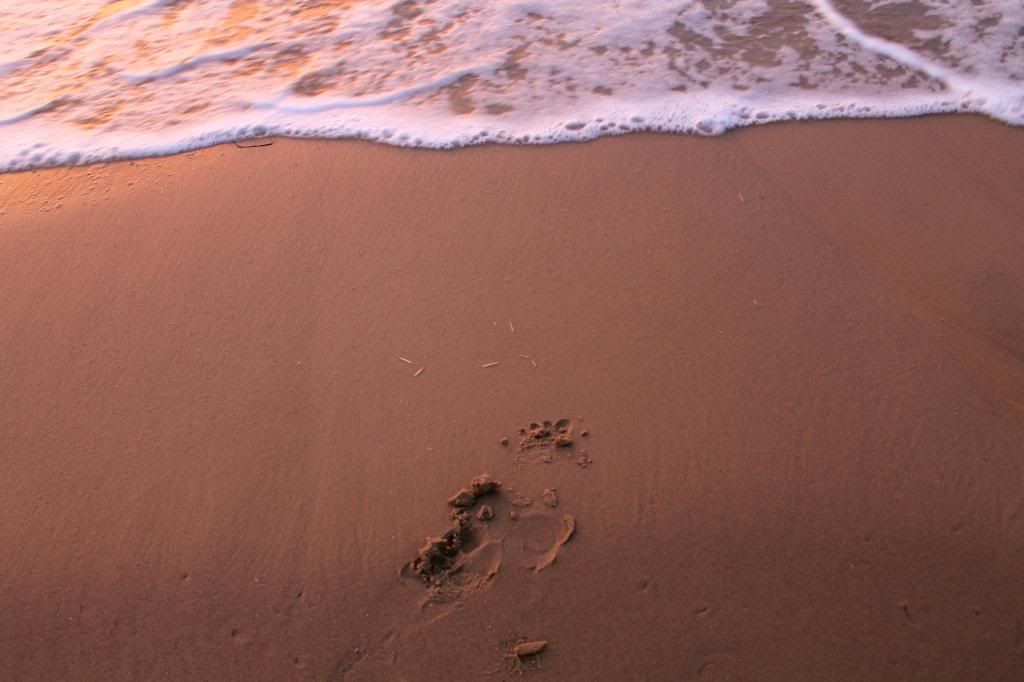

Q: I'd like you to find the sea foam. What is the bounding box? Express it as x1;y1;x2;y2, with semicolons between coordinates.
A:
1;0;1021;170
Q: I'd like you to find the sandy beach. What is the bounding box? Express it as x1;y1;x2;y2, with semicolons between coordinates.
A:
1;115;1023;680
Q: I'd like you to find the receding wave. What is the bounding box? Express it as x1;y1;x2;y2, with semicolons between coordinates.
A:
1;0;1021;170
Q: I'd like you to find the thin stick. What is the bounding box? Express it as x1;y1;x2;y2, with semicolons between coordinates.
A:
233;139;274;149
414;367;425;377
530;359;537;367
738;191;746;203
517;353;531;359
508;320;515;333
399;357;414;365
482;361;500;368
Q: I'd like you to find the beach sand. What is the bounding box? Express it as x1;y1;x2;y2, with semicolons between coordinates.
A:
1;115;1023;680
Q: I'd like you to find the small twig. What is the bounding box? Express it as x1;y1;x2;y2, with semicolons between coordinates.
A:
738;191;745;203
414;367;425;377
399;357;414;365
481;361;500;368
233;139;274;149
508;320;515;333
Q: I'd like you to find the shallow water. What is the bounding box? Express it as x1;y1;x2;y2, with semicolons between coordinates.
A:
1;0;1022;169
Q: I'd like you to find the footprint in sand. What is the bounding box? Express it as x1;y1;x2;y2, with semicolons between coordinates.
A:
509;418;592;467
401;474;577;622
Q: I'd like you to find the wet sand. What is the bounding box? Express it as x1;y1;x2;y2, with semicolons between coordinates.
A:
1;115;1023;681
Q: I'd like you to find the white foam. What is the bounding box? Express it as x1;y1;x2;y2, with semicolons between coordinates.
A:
0;0;1021;171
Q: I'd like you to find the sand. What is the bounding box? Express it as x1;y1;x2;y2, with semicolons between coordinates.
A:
1;115;1023;680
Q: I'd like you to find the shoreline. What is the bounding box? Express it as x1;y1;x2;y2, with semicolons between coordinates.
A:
2;110;1022;176
2;115;1023;680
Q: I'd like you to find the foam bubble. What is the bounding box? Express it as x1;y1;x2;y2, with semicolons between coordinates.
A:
0;0;1021;171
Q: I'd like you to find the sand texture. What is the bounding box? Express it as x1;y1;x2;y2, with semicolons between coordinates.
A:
1;116;1023;680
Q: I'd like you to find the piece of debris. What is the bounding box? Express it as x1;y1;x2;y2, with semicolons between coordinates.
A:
476;505;494;521
399;357;414;365
514;641;547;658
233;139;274;149
502;639;549;674
516;353;538;368
414;367;425;377
500;436;509;447
482;361;501;368
542;489;558;508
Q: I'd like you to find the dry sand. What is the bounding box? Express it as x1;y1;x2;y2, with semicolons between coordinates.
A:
1;115;1023;680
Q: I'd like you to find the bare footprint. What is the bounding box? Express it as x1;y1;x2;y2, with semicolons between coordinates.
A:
512;418;590;466
505;509;575;572
402;475;578;621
